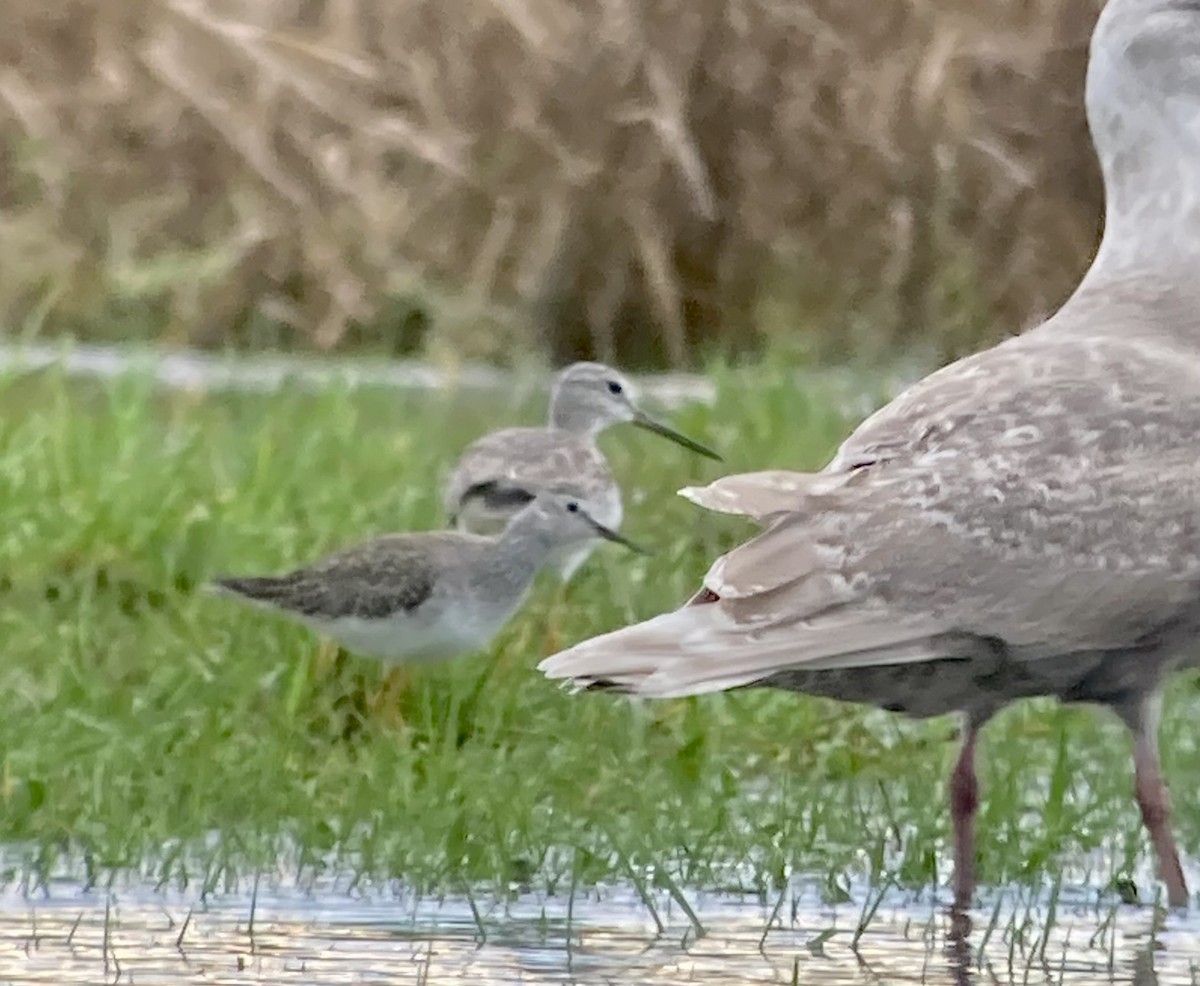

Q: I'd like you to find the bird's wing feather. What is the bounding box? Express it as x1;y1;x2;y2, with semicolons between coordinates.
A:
678;470;855;523
217;534;467;620
538;600;964;697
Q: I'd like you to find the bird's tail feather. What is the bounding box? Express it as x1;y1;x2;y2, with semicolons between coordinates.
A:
211;575;292;605
537;595;958;698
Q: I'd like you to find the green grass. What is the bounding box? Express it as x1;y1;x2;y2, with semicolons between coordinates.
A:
0;358;1197;905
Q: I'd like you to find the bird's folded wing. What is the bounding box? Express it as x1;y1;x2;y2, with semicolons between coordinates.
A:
542;450;1200;695
538;600;964;697
708;449;1200;654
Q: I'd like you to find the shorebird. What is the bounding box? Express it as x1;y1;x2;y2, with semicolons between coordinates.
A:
443;362;720;581
541;0;1200;913
214;492;645;664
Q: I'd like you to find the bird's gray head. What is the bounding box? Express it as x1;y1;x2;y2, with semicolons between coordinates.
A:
507;491;649;554
548;362;640;433
547;362;721;460
1084;0;1200;272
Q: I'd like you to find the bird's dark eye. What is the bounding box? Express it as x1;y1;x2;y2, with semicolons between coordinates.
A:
607;380;623;395
566;501;580;513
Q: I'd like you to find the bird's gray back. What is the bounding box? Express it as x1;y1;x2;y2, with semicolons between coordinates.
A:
443;427;616;523
832;276;1200;474
270;533;491;621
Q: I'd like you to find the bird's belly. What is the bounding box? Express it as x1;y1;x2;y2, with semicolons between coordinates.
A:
761;661;983;719
312;601;511;666
760;642;1185;719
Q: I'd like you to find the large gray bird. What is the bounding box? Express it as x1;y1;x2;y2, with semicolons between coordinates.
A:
540;0;1200;912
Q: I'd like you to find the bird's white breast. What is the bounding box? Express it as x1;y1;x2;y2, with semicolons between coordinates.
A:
304;595;516;666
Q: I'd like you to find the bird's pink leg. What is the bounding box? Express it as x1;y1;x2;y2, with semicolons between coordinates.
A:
949;723;981;913
1132;730;1188;907
1117;694;1188;908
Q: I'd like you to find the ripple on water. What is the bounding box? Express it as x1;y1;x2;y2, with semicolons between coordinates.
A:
0;876;1198;985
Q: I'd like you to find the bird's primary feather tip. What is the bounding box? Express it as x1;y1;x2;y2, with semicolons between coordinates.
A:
676;481;758;516
208;575;282;602
208;577;241;596
536;651;576;677
542;668;638;695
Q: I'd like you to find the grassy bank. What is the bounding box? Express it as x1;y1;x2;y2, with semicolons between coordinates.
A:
0;359;1196;905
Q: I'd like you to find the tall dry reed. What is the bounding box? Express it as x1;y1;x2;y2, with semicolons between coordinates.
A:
1;0;1105;365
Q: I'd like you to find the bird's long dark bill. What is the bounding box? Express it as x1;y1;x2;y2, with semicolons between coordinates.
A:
632;411;722;461
587;518;651;555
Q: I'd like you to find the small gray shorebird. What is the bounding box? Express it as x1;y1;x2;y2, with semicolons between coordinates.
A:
443;362;721;581
541;0;1200;914
214;492;645;664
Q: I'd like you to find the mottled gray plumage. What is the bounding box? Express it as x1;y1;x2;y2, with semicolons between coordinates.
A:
541;0;1200;912
216;537;442;622
215;492;643;664
443;362;719;580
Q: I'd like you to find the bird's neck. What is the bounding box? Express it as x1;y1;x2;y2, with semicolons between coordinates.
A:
1085;141;1200;287
548;402;606;436
1080;1;1200;287
487;526;561;585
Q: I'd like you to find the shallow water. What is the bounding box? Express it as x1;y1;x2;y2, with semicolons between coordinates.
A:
1;874;1198;985
0;342;716;402
0;340;919;415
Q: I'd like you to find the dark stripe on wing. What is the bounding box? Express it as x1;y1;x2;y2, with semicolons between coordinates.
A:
458;479;539;514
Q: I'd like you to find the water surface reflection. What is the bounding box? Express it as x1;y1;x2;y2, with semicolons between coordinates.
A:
0;878;1197;984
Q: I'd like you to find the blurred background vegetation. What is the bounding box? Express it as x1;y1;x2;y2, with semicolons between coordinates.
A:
2;0;1104;369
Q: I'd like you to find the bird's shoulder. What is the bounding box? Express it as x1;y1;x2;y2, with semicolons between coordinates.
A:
445;426;611;503
455;426;600;463
827;330;1200;570
832;332;1200;473
291;532;484;617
